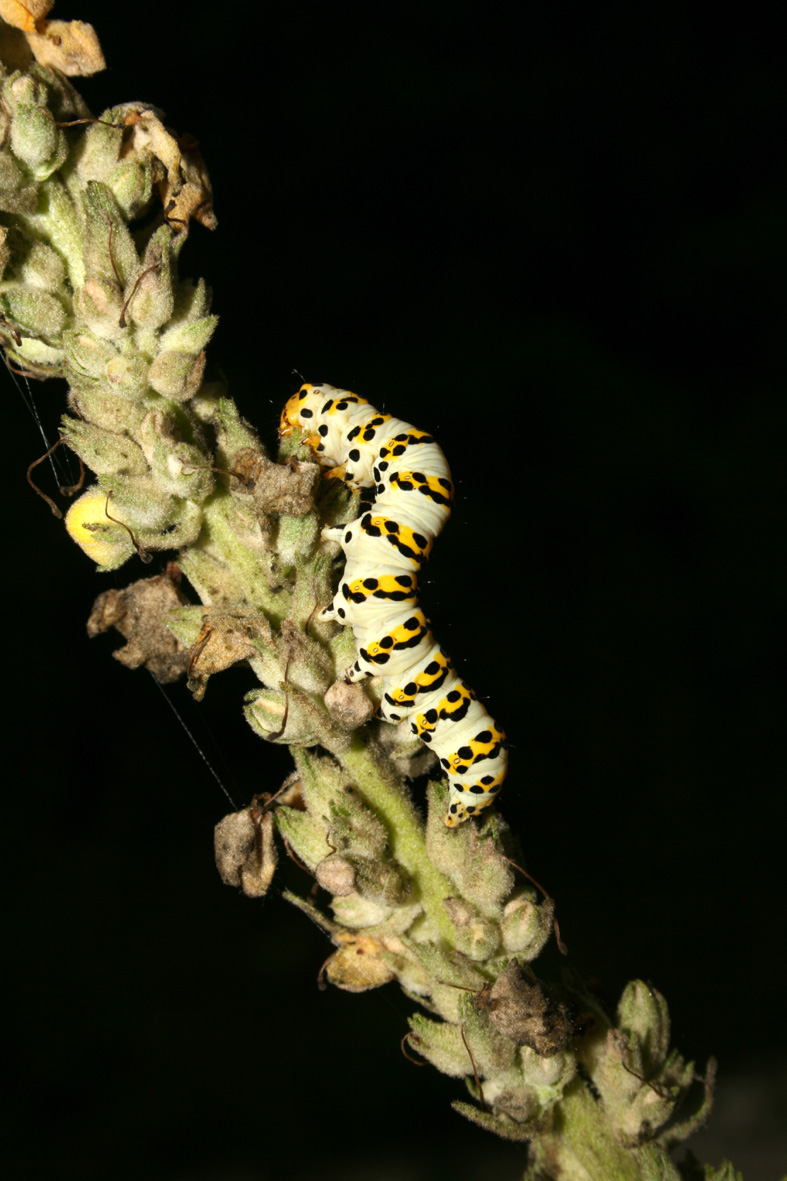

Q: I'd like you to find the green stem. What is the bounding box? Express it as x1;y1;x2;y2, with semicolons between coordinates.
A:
336;734;457;946
540;1079;680;1181
201;493;289;619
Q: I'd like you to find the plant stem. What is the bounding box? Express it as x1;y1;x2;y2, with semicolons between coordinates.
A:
337;735;457;945
540;1079;681;1181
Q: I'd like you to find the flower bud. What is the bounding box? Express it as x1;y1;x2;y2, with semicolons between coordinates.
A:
108;157;153;220
76;276;124;339
60;418;148;476
76;114;123;185
330;892;392;930
244;688;319;746
616;980;671;1077
407;1014;470;1078
104;353;150;397
172;276;210;323
274;512;319;565
291;748;356;820
147;349;205;400
477;1085;541;1128
444;898;502;960
62;330;115;379
274;805;331;871
159;312;218;355
410;943;488;1024
426;781;513;916
126;226;173;329
315;854;356;896
351;855;412;907
2;285;65;338
0;151;36;213
137;411;213;500
324;679;374;730
326;794;389;861
501;892;555;959
519;1045;576;1094
82;181;138;290
450;912;501;961
459;993;519;1074
18;240;65;290
10;101;64;174
104;477;202;547
69;385;145;435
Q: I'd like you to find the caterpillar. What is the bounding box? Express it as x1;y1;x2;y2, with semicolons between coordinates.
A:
280;383;508;827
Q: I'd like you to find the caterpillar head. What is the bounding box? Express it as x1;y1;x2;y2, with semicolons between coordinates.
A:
279;383;324;438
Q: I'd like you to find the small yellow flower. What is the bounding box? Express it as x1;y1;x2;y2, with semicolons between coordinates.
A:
64;487;132;569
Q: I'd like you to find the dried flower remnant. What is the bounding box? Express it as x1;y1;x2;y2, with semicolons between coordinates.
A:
0;0;104;75
474;960;573;1057
86;569;189;684
215;801;278;900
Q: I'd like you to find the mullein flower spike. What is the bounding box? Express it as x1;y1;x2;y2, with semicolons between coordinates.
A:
1;19;726;1177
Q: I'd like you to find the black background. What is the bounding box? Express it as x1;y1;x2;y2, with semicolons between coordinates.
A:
4;3;786;1179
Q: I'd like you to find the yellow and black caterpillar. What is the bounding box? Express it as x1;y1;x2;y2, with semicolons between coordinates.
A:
280;383;508;826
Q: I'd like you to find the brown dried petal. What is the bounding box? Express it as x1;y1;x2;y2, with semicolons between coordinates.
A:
26;20;105;76
214;805;277;898
87;569;189;683
186;610;273;700
476;961;573;1057
323;935;396;993
232;448;320;518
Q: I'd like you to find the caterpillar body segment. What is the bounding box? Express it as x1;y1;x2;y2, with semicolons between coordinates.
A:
323;513;435;570
282;382;508;826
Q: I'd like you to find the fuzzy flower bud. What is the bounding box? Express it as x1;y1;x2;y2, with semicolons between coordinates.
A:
616;979;671;1077
407;1014;471;1078
60;418;148;476
147;349;206;401
518;1045;576;1094
315;854;356;896
2;284;65;338
9;95;65;174
104;353;150;398
443;897;501;960
323;679;374;730
244;688;319;747
350;855;412;907
273;805;331;871
126;225;174;329
501;891;555;959
18;239;65;289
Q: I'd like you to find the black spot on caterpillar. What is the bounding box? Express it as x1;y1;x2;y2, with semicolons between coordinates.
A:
280;383;508;826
